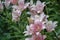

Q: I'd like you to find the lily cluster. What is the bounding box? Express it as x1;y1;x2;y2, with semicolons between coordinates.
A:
11;0;30;21
0;0;58;40
24;0;57;40
0;0;29;21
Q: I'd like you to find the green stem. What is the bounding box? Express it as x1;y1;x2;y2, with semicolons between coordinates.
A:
53;31;59;40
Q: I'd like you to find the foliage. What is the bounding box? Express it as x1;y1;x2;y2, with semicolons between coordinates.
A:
0;0;60;40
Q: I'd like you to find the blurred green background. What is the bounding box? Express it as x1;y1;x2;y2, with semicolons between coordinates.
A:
0;0;60;40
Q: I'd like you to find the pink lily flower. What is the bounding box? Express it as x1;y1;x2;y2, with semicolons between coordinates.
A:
28;12;48;24
11;0;29;21
18;0;30;11
23;25;33;36
12;0;30;21
5;0;11;8
12;6;21;21
10;0;18;4
45;21;57;32
32;32;46;40
25;32;46;40
29;0;45;15
24;21;45;36
5;0;18;8
33;19;45;32
35;0;45;13
0;1;3;11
